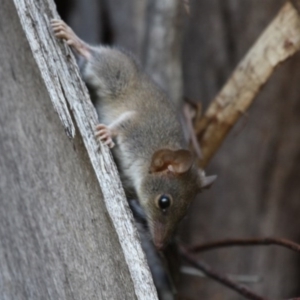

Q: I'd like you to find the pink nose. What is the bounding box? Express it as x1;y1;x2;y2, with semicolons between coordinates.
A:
152;221;166;250
154;240;165;251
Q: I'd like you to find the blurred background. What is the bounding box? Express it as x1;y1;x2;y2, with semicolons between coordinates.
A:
54;0;300;299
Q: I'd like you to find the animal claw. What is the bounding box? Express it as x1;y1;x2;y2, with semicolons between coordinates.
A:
95;124;115;149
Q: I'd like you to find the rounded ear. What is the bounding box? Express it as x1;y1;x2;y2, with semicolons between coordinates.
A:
150;149;193;175
198;170;217;190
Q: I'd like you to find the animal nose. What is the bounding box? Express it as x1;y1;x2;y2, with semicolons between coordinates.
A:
152;221;167;250
154;240;165;251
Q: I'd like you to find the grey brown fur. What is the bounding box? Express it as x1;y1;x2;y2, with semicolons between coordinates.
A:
51;19;216;249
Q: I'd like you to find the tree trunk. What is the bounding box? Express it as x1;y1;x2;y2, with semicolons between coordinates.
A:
0;0;157;299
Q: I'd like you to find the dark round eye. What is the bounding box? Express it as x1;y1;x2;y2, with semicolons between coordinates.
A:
158;195;171;210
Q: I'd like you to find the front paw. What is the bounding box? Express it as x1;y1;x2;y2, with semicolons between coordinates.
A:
51;19;74;45
95;124;115;149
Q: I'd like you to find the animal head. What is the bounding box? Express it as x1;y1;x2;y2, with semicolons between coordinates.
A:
138;148;216;250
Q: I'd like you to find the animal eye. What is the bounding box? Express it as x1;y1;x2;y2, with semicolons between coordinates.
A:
158;195;171;210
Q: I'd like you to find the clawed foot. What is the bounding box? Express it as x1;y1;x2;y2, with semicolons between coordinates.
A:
51;19;91;59
51;19;75;45
95;124;115;149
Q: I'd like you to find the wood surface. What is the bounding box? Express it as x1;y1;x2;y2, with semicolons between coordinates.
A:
0;0;158;299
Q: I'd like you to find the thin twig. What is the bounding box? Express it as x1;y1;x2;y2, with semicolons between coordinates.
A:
188;237;300;253
181;266;262;283
180;246;269;300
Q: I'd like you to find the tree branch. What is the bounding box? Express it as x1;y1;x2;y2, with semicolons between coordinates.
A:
195;1;300;167
188;237;300;253
180;246;268;300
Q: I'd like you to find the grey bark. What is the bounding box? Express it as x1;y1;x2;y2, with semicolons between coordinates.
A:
0;0;158;299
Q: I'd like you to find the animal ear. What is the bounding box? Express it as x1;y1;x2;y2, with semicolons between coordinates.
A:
150;149;193;175
199;170;217;190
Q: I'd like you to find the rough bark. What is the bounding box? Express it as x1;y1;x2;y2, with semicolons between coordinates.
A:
0;0;158;299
